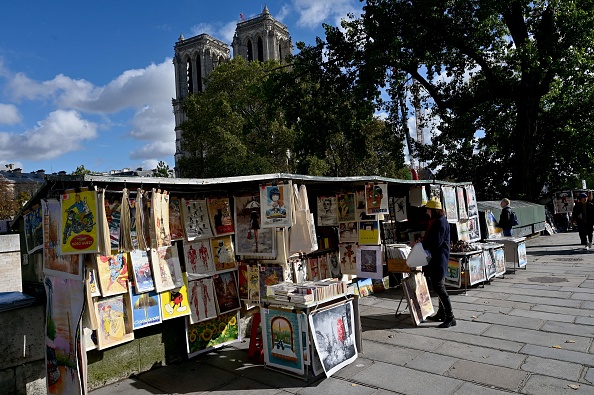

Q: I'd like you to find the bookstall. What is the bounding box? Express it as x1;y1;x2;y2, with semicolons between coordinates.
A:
488;237;528;273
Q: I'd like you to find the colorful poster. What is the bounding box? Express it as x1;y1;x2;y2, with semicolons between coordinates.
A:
44;275;85;394
212;236;237;273
186;312;239;358
43;199;83;280
151;189;171;248
183;239;215;278
317;195;338;226
247;265;260;304
309;301;357;377
160;274;191;320
445;258;461;288
465;185;479;218
358;220;380;245
468;216;481;242
207;197;235;236
485;210;503;239
260;184;292;228
262;308;304;375
338;221;358;243
129;249;154;293
457;221;470;242
355;189;373;220
468;253;486;285
553;191;574;214
188;277;217;324
308;257;320;281
213;271;241;314
402;272;434;326
169;197;185;241
456;187;468;220
238;262;249;300
518;242;528;268
150;246;184;293
24;205;43;254
484;249;497;280
365;182;389;215
129;288;162;330
95;294;134;350
234;195;276;257
441;186;458;223
181;199;213;241
86;265;101;297
60;189;99;254
356;245;383;280
259;265;284;298
104;192;122;251
337;193;356;222
494;247;506;276
96;253;129;297
339;243;357;275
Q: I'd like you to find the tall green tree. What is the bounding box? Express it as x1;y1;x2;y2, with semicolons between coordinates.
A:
71;165;92;176
152;161;170;178
322;0;594;200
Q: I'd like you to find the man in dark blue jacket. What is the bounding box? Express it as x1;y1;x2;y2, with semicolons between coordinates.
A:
422;197;456;328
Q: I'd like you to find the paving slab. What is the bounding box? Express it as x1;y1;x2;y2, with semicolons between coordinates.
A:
445;359;529;391
295;377;377;395
197;377;287;395
511;283;563;291
540;321;594;338
521;374;593;395
482;325;590;352
453;382;517;395
584;367;594;384
88;378;161;395
361;329;444;352
359;340;422;366
332;358;375;380
493;287;572;299
433;340;526;368
520;344;594;367
473;311;544;330
520;355;583;381
506;294;583;308
404;351;457;374
531;304;594;318
575;316;594;326
136;361;237;393
570;293;594;302
507;308;576;323
450;301;513;315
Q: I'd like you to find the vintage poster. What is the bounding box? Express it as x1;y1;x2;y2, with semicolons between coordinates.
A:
260;184;292;228
355;189;374;220
339;243;357;275
456;187;468;220
181;199;213;241
456;221;470;242
188;277;217;324
356;245;383;280
207;197;235;236
318;254;330;279
24;205;43;254
468;216;481;242
160;274;191;320
61;189;99;255
338;221;358;243
259;265;284;298
441;186;458;223
96;253;129;297
247;264;260;304
183;239;215;279
86;265;101;297
485;210;503;239
409;186;428;207
211;236;237;273
169;197;185;241
365;182;389;215
238;262;249;300
186;312;239;358
44;275;85;394
95;294;134;350
357;278;373;297
518;242;528;268
484;249;497;280
151;189;171;248
358;220;380;245
129;249;154;293
468;254;486;285
309;301;357;377
465;185;479;218
317;195;338;226
150;246;184;293
337;193;356;222
402;272;434;326
308;257;320;281
234;195;276;257
445;258;462;288
553;191;574;214
328;251;342;279
262;308;304;375
394;196;408;222
43;199;83;280
293;259;308;283
104;192;122;251
494;248;506;276
213;271;241;314
129;288;162;330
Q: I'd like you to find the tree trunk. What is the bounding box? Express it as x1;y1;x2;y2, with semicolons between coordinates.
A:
512;92;541;200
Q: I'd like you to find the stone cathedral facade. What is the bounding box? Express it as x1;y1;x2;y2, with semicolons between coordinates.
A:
172;6;292;174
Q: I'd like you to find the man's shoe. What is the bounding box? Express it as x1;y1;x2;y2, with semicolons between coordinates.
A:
426;310;445;322
438;316;457;328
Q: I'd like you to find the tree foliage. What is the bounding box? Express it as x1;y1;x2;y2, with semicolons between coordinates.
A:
71;165;92;176
0;179;18;219
152;161;170;178
320;0;594;200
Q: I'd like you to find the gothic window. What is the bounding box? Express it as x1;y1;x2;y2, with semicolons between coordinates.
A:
247;40;253;61
196;56;203;92
278;43;282;62
258;37;264;62
186;59;193;94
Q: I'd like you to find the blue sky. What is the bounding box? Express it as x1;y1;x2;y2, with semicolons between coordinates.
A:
0;1;363;175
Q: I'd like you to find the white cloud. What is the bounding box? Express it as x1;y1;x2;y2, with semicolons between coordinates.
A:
275;4;291;23
0;104;21;124
190;21;238;45
128;102;175;142
190;23;217;38
130;141;174;160
0;110;97;161
292;0;359;29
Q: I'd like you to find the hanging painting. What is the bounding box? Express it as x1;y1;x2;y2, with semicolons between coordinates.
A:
183;239;215;278
356;189;374;220
394;196;408;222
211;236;237;273
188;276;217;324
456;221;470;242
456;187;468;220
24;205;43;254
494;247;506;276
308;257;320;281
95;293;134;350
468;253;486;285
338;221;358;243
518;242;528;268
129;249;155;293
356;245;383;280
234;195;276;257
328;251;342;279
468;216;481;242
96;253;129;297
247;264;260;304
365;182;389;215
104;192;122;251
402;272;434;326
86;264;101;297
169;197;185;241
42;199;83;280
160;273;191;320
207;197;235;236
308;301;357;377
61;189;99;255
213;271;241;314
358;220;380;245
337;193;356;222
445;258;462;288
338;243;357;275
317;195;338;226
409;186;428;207
259;265;284;299
484;249;497;280
293;259;308;283
181;199;213;241
441;186;458;223
553;191;574;214
260;183;292;228
262;308;304;375
150;246;184;293
318;255;330;279
151;189;171;248
465;185;479;217
129;287;162;330
186;312;239;358
238;262;249;300
485;210;503;239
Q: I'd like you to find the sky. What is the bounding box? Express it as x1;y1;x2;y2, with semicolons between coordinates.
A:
0;1;363;175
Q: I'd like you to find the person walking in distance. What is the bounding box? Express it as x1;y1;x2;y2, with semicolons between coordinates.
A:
572;193;594;249
498;198;514;237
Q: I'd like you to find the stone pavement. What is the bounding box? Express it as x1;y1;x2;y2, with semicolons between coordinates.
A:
90;231;594;395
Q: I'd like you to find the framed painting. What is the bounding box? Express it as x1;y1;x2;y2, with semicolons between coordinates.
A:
293;259;308;283
339;243;357;275
445;258;462;288
356;245;383;280
234;195;276;257
365;182;389;215
357;278;373;297
338;221;358;243
337;193;356;222
150;246;184;293
24;205;43;254
96;253;129;297
188;276;218;324
95;294;134;350
260;183;292;228
308;257;320;281
518;242;528;268
213;271;241;315
494;247;506;277
465;185;479;218
207;197;235;236
183;239;215;279
259;265;284;298
181;199;213;241
394;196;408;222
160;273;191;320
308;301;357;377
468;253;486;285
484;249;497;280
211;236;237;273
129;287;162;330
43;199;83;280
402;272;434;326
186;312;240;358
485;210;503;239
441;186;458;223
129;249;154;293
262;307;304;375
247;265;260;304
456;187;468;220
317;195;338;226
61;189;99;255
467;216;481;242
456;221;470;242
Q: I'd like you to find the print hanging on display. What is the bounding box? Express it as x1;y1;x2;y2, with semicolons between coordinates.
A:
494;248;506;276
456;187;468;220
238;262;249;300
485;210;503;239
168;197;185;241
160;274;191;320
129;249;155;293
96;253;129;297
441;186;458;223
318;255;330;279
468;254;486;285
317;196;339;226
328;251;342;279
150;246;184;293
181;199;213;241
394;196;408;222
104;192;122;251
445;259;462;288
402;272;434;325
260;183;292;228
429;184;441;201
262;307;305;375
234;195;276;257
465;185;479;217
308;301;358;377
129;287;162;330
338;221;358;243
355;189;373;220
95;293;134;350
553;191;574;214
42;199;83;280
484;249;497;280
24;205;43;254
86;264;101;297
409;186;428;207
467;216;481;242
188;277;217;324
61;189;99;255
183;239;215;279
308;257;320;281
211;236;237;273
337;193;356;222
518;242;528;268
259;265;284;298
293;259;309;283
456;221;470;242
339;243;357;275
358;219;380;245
213;271;241;314
151;189;171;248
365;182;389;215
207;197;235;236
356;245;383;279
247;265;260;304
186;312;239;358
